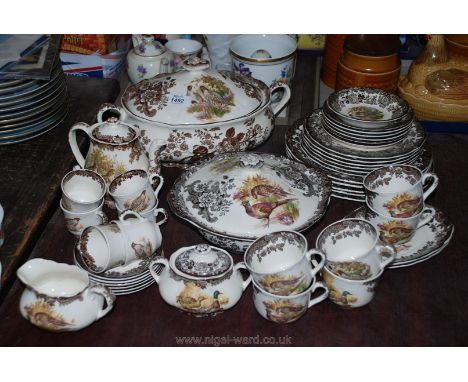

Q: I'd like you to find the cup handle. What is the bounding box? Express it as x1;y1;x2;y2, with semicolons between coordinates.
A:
375;243;396;268
149;257;169;284
88;284;116;320
98;211;108;224
421;172;439;201
97;103;127;123
154;208;168;226
416;207;436;229
119;209;146;223
270;81;291;116
308;281;329;309
150;174;165;197
68;122;91;168
233;262;252;291
305;249;326;279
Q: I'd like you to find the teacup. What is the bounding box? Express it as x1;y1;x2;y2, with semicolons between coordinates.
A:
365;202;436;247
316;219;396;280
322;265;383;308
116;203;167;223
60;198;107;236
61;169;106;212
108;170;163;213
244;231;325;296
165;39;203;71
252;277;328;324
77;225;126;273
115;210;166;264
230;34;297;88
363;165;439;218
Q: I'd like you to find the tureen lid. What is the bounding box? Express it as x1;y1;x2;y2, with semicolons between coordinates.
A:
91;117;138;144
133;35;166;57
168;152;332;240
121;57;263;126
170;244;233;279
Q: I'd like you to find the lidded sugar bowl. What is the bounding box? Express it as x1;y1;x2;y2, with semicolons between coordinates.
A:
149;244;251;315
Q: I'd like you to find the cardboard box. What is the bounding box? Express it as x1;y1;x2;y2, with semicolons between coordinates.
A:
60;36;131;79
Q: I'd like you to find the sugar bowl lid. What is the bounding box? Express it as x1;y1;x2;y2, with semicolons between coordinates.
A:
91;117;138;144
169;244;233;279
121;57;263;126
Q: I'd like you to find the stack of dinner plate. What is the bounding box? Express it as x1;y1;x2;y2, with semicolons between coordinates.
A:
0;61;69;145
73;244;162;296
285;89;433;202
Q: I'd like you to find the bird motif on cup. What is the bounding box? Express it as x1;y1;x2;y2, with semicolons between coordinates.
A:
124;190;151;212
65;218;83;233
131;238;153;259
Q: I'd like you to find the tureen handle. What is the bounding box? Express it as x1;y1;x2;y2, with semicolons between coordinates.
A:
233;262;252;291
97;104;127;123
305;249;326;280
269;81;291;116
149;257;169;284
68;122;91;168
87;284;116;320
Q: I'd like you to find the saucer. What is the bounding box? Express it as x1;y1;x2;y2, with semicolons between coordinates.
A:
346;204;454;268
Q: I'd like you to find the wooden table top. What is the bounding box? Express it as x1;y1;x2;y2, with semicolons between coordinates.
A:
0;53;467;346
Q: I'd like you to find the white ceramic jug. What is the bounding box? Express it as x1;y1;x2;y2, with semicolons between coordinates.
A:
17;259;115;332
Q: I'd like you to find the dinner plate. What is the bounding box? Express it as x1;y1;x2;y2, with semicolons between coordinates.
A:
0;73;65;111
0;97;67;134
301;130;422;166
304;110;426;161
321;109;413;137
0;85;67;122
0;103;68;139
168;151;332;240
0;64;61;102
285;119;433;200
346;205;454;268
0;105;69;145
0;79;36;95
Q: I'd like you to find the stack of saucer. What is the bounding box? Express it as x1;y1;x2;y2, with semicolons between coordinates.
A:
73;244;163;296
285;88;432;201
0;62;69;145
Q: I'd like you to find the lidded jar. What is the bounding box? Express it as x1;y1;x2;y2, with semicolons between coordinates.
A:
149;244;251;315
127;34;172;83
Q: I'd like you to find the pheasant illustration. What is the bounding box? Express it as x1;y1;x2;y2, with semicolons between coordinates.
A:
259;274;307;296
234;174;300;227
124;190;150;212
250;184;293;199
241;198;296;227
383;194;422;218
131;238;152;259
65;218;82;232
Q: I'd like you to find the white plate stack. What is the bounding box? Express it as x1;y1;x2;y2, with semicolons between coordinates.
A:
285;88;433;202
0;62;68;145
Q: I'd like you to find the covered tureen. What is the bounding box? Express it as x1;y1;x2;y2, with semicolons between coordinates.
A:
97;57;291;163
